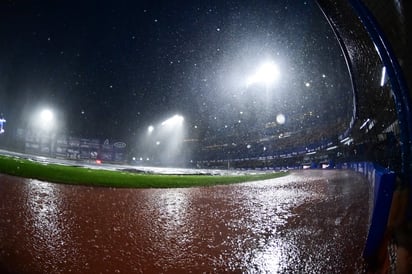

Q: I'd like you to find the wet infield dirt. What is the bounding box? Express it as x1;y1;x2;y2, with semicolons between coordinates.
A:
0;169;369;273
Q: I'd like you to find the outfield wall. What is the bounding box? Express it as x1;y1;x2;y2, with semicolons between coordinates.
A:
339;162;396;262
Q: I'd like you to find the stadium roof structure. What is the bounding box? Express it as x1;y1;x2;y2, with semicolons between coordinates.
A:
196;0;411;178
316;0;411;176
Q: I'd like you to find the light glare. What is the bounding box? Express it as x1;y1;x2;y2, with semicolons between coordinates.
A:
247;61;280;87
276;114;286;125
161;114;184;126
380;66;386;87
41;109;53;122
36;108;55;131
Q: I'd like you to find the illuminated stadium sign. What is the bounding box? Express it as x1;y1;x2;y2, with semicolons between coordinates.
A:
0;117;6;134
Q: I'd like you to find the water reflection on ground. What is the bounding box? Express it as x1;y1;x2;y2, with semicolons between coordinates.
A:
0;169;369;273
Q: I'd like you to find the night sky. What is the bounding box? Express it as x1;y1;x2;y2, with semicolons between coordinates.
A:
0;0;352;146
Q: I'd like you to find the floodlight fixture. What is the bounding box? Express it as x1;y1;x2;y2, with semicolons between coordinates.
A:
161;114;184;126
246;61;280;87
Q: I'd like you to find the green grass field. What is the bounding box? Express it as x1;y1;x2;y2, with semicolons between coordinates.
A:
0;155;287;188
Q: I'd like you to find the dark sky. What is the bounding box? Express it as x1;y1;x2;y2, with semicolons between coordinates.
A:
0;0;352;145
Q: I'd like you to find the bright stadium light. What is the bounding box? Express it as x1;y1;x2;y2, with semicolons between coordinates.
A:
161;114;184;126
138;113;186;166
40;109;54;123
35;108;55;131
276;113;286;125
246;61;280;87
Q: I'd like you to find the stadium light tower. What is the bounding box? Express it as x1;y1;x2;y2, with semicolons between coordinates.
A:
246;61;280;87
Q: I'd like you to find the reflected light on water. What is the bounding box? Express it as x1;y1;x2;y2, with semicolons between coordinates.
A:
248;239;288;273
0;170;369;273
153;190;192;242
25;180;65;256
140;189;197;271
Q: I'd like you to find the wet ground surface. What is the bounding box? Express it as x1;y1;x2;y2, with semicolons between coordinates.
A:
0;169;369;273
